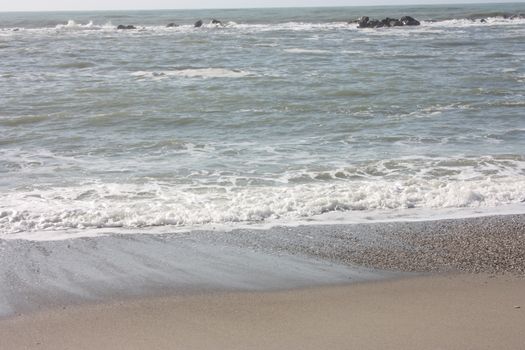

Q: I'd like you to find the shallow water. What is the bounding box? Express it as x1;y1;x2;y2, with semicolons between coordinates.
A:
1;4;524;239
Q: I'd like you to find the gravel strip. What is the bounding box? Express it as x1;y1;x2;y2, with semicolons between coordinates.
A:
199;214;525;274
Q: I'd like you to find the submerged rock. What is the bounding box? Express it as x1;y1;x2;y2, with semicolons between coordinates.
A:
117;25;136;30
194;20;203;28
166;23;179;27
211;19;223;25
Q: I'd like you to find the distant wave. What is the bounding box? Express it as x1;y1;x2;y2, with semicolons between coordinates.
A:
1;14;523;36
131;68;256;80
55;20;95;29
284;48;330;54
53;19;115;31
422;15;525;28
464;11;524;20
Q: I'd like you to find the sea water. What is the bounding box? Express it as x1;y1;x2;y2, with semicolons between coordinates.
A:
1;3;524;239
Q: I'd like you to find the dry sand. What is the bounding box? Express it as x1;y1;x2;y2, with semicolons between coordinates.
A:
1;273;524;350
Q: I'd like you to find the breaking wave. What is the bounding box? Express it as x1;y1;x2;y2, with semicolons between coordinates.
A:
3;13;523;35
1;156;524;237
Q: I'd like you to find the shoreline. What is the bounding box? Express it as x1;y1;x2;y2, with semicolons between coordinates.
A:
6;202;525;242
0;213;524;319
0;213;524;348
1;273;524;350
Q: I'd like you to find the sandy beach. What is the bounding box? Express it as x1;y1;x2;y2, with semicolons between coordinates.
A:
2;4;525;349
0;214;524;349
1;273;524;350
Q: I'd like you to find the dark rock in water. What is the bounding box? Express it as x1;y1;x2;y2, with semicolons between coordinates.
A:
368;19;384;28
357;15;419;28
166;23;179;27
400;16;420;26
381;17;395;27
358;16;370;28
480;18;487;23
117;25;136;30
194;20;203;28
381;17;404;27
211;19;223;25
392;20;403;26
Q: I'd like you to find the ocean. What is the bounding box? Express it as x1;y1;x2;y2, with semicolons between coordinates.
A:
1;3;524;240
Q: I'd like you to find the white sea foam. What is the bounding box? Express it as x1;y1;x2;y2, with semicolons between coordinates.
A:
3;16;523;39
54;20;115;31
422;16;525;28
1;156;524;239
55;20;94;29
341;50;365;54
230;22;352;32
284;48;330;54
12;21;353;36
131;68;255;80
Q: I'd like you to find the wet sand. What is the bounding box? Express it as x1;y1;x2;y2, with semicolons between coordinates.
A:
0;214;524;348
1;274;524;350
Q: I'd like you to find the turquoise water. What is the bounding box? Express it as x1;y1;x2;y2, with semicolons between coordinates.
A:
1;4;524;238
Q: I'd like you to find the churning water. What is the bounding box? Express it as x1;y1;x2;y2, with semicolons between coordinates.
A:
1;3;524;239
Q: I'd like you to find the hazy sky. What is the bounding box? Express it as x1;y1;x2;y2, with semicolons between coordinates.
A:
2;0;524;12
